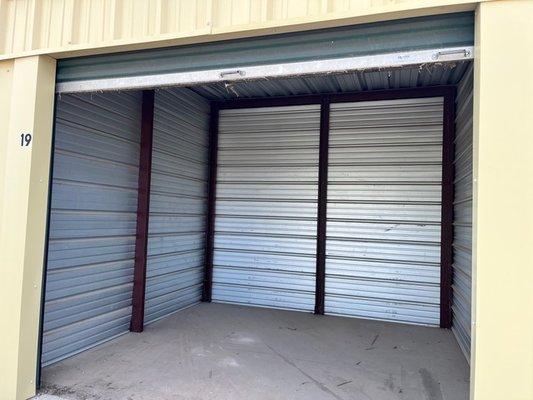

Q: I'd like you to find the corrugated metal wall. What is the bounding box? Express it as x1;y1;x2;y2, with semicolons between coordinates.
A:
452;63;473;358
144;88;209;324
325;97;443;325
40;68;470;363
42;91;141;365
0;1;475;59
212;105;320;311
191;62;471;100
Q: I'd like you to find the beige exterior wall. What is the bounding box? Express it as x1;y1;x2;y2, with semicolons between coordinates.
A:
0;59;13;222
472;1;533;399
0;1;532;399
0;56;56;400
0;0;482;60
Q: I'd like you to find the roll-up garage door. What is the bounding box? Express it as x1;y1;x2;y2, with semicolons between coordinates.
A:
325;97;443;325
213;105;320;311
144;88;209;324
55;13;474;93
42;92;141;365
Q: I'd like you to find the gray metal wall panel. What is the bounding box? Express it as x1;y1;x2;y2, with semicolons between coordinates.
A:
325;97;443;325
452;63;473;359
144;88;209;324
192;61;471;101
42;91;142;365
57;13;474;84
213;105;320;311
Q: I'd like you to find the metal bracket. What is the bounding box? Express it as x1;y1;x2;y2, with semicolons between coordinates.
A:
219;70;246;79
433;49;471;61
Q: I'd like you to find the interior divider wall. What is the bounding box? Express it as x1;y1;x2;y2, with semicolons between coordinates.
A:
204;87;455;327
143;88;210;325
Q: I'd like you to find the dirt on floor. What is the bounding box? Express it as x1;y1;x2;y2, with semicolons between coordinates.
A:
38;303;469;400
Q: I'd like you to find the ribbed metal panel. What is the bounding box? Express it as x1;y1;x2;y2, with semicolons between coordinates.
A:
56;13;474;84
42;91;141;365
3;0;475;60
144;88;209;324
213;105;320;311
325;97;443;325
192;62;471;100
452;63;473;359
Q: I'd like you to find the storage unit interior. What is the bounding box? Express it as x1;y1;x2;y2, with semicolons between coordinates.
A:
39;13;474;400
40;13;474;400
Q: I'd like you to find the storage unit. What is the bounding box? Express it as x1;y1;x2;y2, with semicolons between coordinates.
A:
35;11;475;400
42;71;471;368
38;72;474;399
3;2;533;400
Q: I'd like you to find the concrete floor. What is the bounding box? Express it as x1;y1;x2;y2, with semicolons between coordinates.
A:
39;303;469;400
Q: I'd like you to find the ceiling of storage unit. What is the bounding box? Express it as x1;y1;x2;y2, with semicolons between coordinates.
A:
184;61;471;101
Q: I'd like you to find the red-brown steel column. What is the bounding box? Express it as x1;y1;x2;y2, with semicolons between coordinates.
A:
315;96;330;315
202;104;219;302
130;90;155;332
440;88;456;328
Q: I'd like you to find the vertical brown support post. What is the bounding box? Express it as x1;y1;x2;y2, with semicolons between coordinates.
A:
130;90;155;332
440;89;455;328
202;104;219;302
315;96;330;315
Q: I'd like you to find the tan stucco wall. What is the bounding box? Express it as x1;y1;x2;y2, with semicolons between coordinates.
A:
472;1;533;399
0;0;483;60
0;56;56;400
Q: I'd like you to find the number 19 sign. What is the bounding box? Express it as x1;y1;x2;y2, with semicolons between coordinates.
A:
20;133;32;147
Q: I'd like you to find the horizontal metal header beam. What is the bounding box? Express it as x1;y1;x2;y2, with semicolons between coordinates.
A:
214;85;456;109
56;12;474;93
56;46;473;94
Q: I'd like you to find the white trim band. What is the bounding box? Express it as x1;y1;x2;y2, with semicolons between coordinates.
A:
56;46;473;93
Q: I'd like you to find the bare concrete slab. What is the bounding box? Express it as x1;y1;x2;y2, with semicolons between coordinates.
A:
39;303;469;400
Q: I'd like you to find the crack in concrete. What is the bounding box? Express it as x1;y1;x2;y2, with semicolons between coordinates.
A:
264;344;345;400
